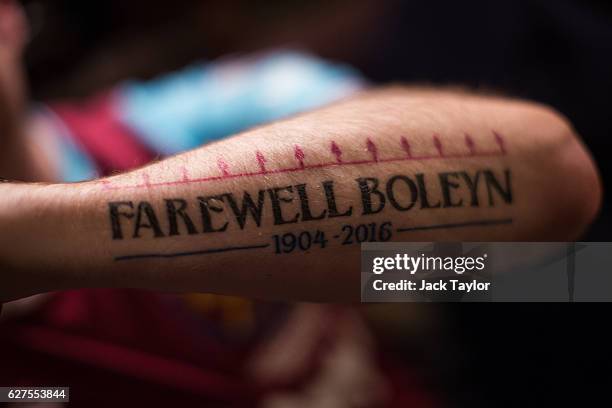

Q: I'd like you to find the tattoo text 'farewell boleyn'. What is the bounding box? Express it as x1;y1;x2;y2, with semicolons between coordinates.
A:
108;168;512;241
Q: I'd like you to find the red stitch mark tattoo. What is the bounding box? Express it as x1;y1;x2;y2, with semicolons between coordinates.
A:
99;131;508;190
465;133;476;155
294;145;305;169
180;166;190;181
493;130;506;154
400;137;412;158
366;138;379;162
433;134;444;157
331;141;343;163
256;151;267;173
141;172;151;187
217;158;230;177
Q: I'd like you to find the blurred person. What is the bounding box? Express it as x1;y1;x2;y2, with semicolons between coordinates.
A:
0;0;601;406
0;2;437;405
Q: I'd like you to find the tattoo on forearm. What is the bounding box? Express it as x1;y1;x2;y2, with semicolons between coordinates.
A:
109;168;513;260
99;132;507;191
110;167;512;239
105;132;514;260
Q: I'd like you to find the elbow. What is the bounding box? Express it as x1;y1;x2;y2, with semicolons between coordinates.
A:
523;104;602;240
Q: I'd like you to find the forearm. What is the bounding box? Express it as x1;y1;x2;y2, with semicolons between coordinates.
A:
0;87;601;301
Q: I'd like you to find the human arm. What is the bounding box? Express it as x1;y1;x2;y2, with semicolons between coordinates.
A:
0;87;601;302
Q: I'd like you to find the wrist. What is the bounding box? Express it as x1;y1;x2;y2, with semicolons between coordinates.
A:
0;182;99;300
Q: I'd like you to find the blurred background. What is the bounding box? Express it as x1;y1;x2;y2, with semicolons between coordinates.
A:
9;0;612;405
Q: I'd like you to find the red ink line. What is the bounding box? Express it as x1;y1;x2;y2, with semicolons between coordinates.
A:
99;134;508;191
493;130;506;154
366;138;378;162
217;159;230;177
331;141;342;163
101;150;504;191
433;134;444;157
256;151;267;173
294;145;305;169
465;133;476;155
400;137;411;158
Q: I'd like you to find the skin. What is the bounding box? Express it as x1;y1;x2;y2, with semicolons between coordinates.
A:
0;86;602;302
0;4;599;402
1;0;55;184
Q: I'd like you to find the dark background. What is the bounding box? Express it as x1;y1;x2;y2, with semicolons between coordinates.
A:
20;0;612;405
